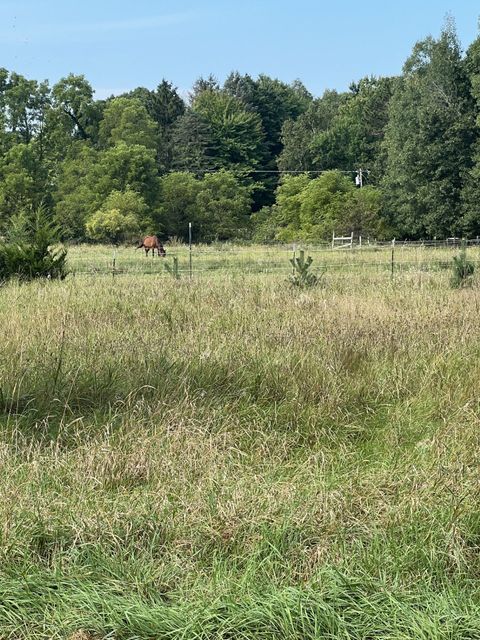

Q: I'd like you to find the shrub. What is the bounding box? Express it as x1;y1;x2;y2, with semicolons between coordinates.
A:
289;250;320;288
0;208;68;281
85;208;141;244
85;190;149;244
451;246;474;288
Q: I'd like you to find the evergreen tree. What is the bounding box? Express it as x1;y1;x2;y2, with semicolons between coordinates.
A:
382;22;476;237
170;110;216;174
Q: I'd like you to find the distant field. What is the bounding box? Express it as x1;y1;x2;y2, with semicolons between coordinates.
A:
67;240;480;278
1;261;480;638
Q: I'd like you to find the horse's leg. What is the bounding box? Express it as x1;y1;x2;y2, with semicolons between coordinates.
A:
145;247;149;257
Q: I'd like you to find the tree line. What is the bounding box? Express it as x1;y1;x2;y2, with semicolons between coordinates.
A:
1;20;480;243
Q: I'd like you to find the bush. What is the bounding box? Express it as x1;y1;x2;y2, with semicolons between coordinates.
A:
85;208;141;244
289;250;320;288
0;208;68;281
451;246;474;288
85;190;149;244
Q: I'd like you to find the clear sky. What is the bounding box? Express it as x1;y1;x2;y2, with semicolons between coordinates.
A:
1;0;479;99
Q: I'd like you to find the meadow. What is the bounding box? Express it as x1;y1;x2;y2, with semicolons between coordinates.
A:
0;246;480;639
67;240;480;277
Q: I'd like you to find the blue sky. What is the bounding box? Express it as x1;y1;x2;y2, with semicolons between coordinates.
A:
0;0;479;99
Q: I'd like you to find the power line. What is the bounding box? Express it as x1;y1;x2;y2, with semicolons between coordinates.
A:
170;168;370;175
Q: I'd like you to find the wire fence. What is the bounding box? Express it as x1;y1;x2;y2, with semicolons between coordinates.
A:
66;239;480;279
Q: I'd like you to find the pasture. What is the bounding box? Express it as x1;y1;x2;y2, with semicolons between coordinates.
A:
67;240;480;278
0;248;480;639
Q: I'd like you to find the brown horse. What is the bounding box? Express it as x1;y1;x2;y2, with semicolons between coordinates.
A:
136;235;166;257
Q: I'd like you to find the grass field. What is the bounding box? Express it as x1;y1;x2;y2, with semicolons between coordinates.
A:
1;250;480;639
67;240;480;278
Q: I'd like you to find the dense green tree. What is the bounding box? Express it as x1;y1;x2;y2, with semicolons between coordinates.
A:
86;208;141;244
91;143;160;207
311;77;395;180
153;80;185;129
54;143;100;239
190;75;220;102
225;73;312;157
0;143;48;226
461;35;480;234
52;74;102;141
98;97;157;149
224;73;313;207
125;81;185;171
0;68;8;152
192;90;265;176
85;189;148;243
55;143;159;239
170;110;216;174
270;174;311;241
3;73;50;145
195;170;252;241
157;172;201;239
278;90;346;172
2;20;480;243
262;171;386;242
298;171;352;240
154;80;186;171
382;23;476;237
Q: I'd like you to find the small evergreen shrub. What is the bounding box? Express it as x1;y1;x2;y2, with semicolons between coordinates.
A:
0;208;68;282
451;246;474;288
289;250;320;288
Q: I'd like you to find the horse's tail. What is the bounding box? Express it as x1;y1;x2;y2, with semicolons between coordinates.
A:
136;240;144;249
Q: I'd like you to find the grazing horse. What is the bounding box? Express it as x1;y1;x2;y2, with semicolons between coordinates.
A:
136;235;166;257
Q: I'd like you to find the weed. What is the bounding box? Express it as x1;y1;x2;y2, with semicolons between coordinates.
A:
164;256;180;279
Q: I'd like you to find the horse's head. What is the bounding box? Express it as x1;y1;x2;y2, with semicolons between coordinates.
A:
158;244;166;257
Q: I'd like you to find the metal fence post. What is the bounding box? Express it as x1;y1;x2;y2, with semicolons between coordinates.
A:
391;238;395;279
189;222;193;280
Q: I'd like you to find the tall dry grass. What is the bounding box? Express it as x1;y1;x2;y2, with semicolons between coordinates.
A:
0;267;479;638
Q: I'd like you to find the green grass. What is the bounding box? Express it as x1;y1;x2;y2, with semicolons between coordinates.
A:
1;258;480;638
66;241;480;277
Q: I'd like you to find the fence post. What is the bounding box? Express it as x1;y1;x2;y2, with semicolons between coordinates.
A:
391;238;395;279
331;232;335;249
359;235;362;249
350;231;353;249
292;243;296;275
112;248;116;278
188;222;193;280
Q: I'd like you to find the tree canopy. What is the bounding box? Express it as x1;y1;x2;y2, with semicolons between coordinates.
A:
2;20;480;242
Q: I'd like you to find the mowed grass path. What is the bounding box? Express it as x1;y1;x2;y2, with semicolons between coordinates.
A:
0;268;480;638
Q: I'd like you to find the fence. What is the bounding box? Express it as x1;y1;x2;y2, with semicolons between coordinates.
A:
66;239;480;279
